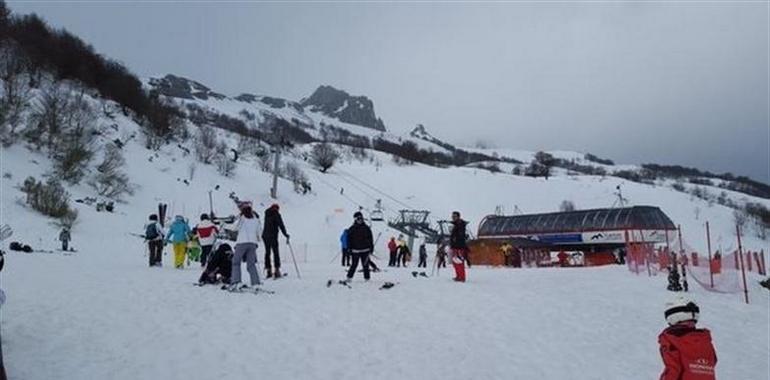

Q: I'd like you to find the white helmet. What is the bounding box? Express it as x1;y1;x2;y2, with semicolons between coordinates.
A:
664;296;700;325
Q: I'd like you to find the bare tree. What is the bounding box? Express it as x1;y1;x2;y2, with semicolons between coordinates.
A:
215;142;235;177
89;143;133;199
0;41;32;146
194;126;217;164
559;200;576;212
310;142;340;173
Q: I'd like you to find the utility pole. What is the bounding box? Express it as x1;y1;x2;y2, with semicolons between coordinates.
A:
208;190;214;217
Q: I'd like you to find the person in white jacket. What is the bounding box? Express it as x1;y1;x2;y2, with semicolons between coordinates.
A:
194;214;219;266
229;202;262;290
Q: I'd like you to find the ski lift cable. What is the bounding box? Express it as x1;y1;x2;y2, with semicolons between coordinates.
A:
335;169;415;210
305;168;376;214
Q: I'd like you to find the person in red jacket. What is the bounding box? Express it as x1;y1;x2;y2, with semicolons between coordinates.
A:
387;237;398;267
194;214;219;267
658;297;717;380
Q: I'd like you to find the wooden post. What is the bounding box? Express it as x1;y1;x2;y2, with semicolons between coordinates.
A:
706;221;714;288
640;229;651;277
760;249;766;276
736;225;749;304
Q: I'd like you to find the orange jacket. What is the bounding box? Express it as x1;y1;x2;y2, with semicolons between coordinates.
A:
658;322;717;380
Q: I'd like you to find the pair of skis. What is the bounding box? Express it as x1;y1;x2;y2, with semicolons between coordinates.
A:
326;279;397;290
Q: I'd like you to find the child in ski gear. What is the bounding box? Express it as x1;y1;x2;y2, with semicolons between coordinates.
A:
262;204;289;278
194;213;219;266
346;212;374;281
165;215;191;269
340;229;351;267
658;297;717;380
387;237;398;267
436;241;447;268
230;202;262;290
145;214;164;267
186;232;202;265
418;243;427;268
59;228;71;251
199;243;233;285
450;211;468;282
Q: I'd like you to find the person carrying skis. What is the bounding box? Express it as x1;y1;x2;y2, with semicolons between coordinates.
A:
345;211;374;282
262;204;290;279
658;297;717;380
340;229;351;267
144;214;164;267
59;227;71;251
418;242;428;268
229;202;262;290
449;211;469;282
165;215;191;269
194;213;219;266
387;237;398;267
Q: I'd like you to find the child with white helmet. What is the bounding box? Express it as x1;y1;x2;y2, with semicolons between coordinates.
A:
658;297;717;380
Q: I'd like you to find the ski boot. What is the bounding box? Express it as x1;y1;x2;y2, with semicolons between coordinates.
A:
274;270;282;279
266;269;273;279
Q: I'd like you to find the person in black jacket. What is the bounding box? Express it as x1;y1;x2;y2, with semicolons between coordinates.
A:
345;211;374;281
262;204;290;278
450;211;469;282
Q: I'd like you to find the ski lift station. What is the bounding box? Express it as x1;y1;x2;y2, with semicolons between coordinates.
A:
469;206;677;267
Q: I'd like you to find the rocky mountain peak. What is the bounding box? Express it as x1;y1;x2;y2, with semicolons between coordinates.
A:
300;85;386;131
148;74;226;101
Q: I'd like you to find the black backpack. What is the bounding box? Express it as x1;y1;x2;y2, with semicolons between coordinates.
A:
145;223;159;240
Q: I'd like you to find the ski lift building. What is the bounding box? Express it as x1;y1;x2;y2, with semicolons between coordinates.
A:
470;206;676;266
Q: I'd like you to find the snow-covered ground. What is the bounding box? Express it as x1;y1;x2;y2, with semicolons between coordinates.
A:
1;117;768;379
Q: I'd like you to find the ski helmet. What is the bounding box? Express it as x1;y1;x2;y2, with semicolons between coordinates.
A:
664;296;700;325
200;213;209;221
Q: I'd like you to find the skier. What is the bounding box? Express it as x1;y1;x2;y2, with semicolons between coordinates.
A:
387;237;397;267
229;202;262;290
345;211;374;282
449;211;468;282
436;242;447;268
165;215;191;269
262;204;290;279
144;214;164;267
418;243;427;268
395;235;406;267
59;227;71;251
340;229;351;267
194;213;219;266
658;297;717;380
198;243;233;285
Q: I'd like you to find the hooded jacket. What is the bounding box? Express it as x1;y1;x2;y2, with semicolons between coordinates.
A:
450;219;468;249
658;321;717;380
195;220;219;247
347;221;373;253
262;206;288;241
166;217;191;244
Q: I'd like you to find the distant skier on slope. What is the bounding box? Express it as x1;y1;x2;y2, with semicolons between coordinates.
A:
658;297;717;380
262;204;289;278
229;202;262;291
345;211;374;282
165;215;191;269
387;237;398;267
449;211;468;282
194;214;219;266
418;242;427;268
59;227;71;251
144;214;164;267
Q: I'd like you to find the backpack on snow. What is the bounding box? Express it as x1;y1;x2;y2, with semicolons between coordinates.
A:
145;223;160;240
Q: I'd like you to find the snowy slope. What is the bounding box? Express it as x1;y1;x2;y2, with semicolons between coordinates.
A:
1;101;769;380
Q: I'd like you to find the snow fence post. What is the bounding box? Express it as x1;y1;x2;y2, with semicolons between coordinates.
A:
706;221;714;288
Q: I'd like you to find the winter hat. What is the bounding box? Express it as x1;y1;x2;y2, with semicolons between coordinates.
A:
664;297;700;325
271;203;280;210
200;213;209;221
238;201;253;210
353;211;363;219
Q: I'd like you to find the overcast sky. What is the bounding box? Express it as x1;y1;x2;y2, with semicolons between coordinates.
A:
8;1;769;182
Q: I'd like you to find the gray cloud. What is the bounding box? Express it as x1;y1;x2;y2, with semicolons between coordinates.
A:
9;2;769;182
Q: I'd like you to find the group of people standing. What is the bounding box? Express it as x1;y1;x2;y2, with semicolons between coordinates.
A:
142;202;290;290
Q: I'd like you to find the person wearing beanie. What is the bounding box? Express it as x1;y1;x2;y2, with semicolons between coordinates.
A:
262;203;289;278
194;213;219;266
229;202;262;291
144;214;165;267
658;297;717;380
165;215;191;269
345;211;374;282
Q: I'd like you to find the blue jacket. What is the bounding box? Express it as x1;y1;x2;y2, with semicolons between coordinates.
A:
340;229;349;250
166;218;191;244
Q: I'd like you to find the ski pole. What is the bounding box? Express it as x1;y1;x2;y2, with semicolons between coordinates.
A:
287;241;301;279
